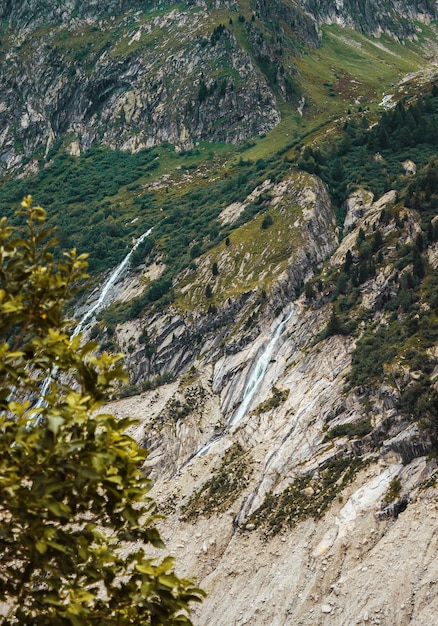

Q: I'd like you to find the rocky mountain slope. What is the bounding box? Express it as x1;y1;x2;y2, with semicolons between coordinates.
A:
301;0;437;37
106;165;438;625
99;88;438;623
1;0;437;172
1;1;438;624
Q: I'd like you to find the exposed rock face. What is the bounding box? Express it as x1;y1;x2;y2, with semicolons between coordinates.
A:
120;171;337;388
300;0;438;38
343;188;374;234
167;457;437;626
1;0;437;171
109;315;438;623
0;4;280;171
103;179;438;624
105;183;431;493
3;2;438;622
0;0;142;28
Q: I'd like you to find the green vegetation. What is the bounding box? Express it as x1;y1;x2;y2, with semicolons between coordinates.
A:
246;457;365;538
181;444;252;518
0;199;204;624
325;418;372;440
252;386;290;415
158;385;207;425
0;140;297;324
238;22;430;163
0;8;437;462
0;146;162;273
298;86;438;221
296;25;424;118
301;85;438;453
1;11;436;330
117;372;175;399
174;182;307;312
345;157;438;440
261;213;273;229
384;476;402;503
320;307;350;338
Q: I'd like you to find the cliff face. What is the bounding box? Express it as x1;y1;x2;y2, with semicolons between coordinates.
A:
0;0;139;27
121;171;336;384
1;0;437;171
3;0;434;31
105;180;438;625
0;4;280;171
300;0;438;37
109;180;433;482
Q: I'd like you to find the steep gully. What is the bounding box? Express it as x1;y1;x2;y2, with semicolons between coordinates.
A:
73;227;153;337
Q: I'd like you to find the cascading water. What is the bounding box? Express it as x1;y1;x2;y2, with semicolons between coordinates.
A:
37;227;153;405
74;227;153;336
230;306;294;426
196;307;294;456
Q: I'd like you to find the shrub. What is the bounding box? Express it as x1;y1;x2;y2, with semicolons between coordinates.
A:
261;214;273;229
0;198;204;624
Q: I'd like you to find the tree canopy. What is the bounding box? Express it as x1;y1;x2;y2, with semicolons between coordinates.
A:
0;197;204;625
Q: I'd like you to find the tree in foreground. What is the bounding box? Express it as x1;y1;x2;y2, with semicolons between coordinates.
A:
0;197;204;625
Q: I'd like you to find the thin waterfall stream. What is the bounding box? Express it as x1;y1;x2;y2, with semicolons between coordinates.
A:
36;227;153;406
230;306;294;427
74;227;153;336
196;307;294;457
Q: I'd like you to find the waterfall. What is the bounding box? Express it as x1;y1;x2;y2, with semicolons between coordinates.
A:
230;307;294;426
36;227;153;405
73;227;153;336
195;307;294;457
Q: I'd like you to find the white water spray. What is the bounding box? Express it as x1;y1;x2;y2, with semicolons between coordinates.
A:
195;307;294;457
37;227;153;405
74;227;153;336
230;307;294;427
196;435;223;457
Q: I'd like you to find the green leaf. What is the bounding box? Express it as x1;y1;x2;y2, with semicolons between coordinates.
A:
42;593;63;606
46;499;72;518
135;563;155;576
72;589;95;604
0;198;204;623
35;541;48;555
46;540;69;554
47;414;64;435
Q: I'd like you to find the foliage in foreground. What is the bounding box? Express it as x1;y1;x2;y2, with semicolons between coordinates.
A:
0;198;204;625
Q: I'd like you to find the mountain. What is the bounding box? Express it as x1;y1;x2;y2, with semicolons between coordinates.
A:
1;2;438;624
0;0;437;172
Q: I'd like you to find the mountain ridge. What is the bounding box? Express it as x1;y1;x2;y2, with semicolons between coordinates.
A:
0;0;437;173
1;2;438;624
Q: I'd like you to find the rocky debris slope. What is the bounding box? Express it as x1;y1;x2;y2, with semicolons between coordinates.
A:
104;180;438;624
110;299;438;624
156;457;438;626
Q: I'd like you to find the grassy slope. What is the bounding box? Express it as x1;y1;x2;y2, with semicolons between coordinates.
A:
0;11;436;307
237;23;435;162
174;187;306;311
